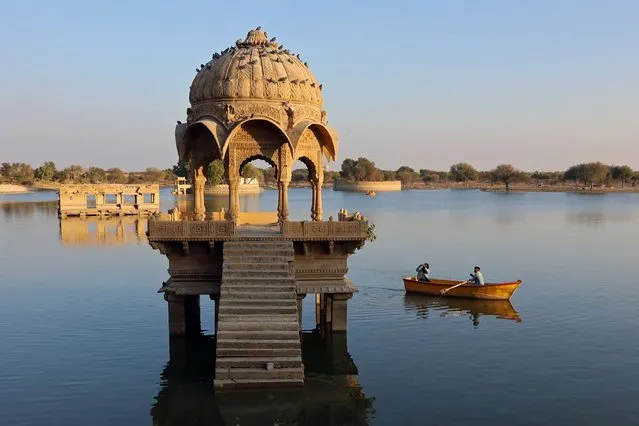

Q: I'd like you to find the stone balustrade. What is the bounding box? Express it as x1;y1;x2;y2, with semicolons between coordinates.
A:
147;213;368;242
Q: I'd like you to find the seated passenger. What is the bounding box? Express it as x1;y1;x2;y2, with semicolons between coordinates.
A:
416;263;430;282
469;266;484;286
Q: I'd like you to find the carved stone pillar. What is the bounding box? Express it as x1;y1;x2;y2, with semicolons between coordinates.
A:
311;175;323;221
227;178;240;223
192;166;207;220
278;180;290;224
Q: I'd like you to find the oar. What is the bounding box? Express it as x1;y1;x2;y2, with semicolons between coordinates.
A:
440;280;469;295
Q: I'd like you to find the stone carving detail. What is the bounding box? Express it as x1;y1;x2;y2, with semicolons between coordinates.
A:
148;220;236;240
281;221;366;240
223;104;235;123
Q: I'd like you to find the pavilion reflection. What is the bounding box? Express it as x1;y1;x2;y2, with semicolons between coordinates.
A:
150;331;374;426
403;294;522;326
0;200;57;219
58;216;148;246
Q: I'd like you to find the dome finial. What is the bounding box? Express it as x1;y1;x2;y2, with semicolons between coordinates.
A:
243;27;268;46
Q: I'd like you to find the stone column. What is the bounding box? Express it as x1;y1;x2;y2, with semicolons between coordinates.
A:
310;180;317;221
166;294;201;337
315;175;323;221
296;294;306;328
278;180;290;224
328;294;351;332
192;166;207;220
227;178;240;223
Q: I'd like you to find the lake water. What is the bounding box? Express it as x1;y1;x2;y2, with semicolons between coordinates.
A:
1;188;638;425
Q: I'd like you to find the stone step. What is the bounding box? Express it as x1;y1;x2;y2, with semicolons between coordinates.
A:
218;320;299;332
222;277;296;284
218;305;297;315
217;329;301;341
222;270;293;279
224;248;294;257
222;255;295;263
214;377;304;390
220;298;297;307
225;241;292;248
220;289;295;299
216;347;301;357
216;356;302;369
223;262;290;271
216;338;301;349
215;367;304;381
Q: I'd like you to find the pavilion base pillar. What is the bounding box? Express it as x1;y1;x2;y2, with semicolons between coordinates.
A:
166;294;201;337
327;294;351;332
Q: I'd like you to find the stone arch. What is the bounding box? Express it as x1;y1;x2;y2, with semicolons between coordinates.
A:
223;118;293;160
290;121;338;162
180;119;225;168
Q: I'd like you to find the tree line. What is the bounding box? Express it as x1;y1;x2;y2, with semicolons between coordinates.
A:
339;158;639;191
4;159;637;192
0;161;175;185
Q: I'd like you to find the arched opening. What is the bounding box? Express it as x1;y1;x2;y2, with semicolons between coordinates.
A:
289;157;319;221
236;156;278;224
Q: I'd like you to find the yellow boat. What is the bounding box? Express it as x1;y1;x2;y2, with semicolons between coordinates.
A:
403;294;522;323
403;277;521;300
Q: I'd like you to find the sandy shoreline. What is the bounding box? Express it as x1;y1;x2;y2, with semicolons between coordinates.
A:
0;184;33;194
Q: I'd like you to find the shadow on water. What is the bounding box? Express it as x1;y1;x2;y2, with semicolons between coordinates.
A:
151;331;375;426
403;294;522;326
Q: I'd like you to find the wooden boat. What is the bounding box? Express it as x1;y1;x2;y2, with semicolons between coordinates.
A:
366;190;376;196
403;294;522;323
403;277;521;300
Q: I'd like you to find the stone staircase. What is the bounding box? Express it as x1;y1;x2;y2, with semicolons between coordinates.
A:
214;240;304;389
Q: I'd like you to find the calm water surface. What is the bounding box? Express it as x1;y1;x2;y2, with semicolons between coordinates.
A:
1;188;638;425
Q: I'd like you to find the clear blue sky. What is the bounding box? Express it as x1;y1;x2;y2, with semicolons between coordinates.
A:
1;0;638;171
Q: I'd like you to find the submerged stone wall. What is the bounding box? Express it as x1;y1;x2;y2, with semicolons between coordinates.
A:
333;180;402;192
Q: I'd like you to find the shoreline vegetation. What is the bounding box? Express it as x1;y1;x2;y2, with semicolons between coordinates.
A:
2;159;638;194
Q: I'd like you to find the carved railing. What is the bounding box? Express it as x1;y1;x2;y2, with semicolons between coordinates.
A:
281;220;367;240
147;219;235;241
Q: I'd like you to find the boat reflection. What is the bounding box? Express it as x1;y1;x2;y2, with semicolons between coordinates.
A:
151;331;375;426
59;216;148;246
404;294;522;326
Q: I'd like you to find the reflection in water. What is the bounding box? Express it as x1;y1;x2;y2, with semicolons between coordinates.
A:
0;200;58;219
59;216;148;246
151;332;374;426
403;294;522;326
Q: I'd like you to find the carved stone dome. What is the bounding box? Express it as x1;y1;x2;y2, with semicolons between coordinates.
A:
189;28;323;107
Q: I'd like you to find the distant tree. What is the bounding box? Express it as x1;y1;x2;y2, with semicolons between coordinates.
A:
1;162;35;184
610;165;634;187
85;167;107;183
206;160;225;185
241;163;262;181
449;163;478;186
291;168;309;183
59;165;84;183
340;157;382;182
395;166;419;186
262;166;277;186
106;167;127;183
490;164;523;192
565;162;610;189
340;158;357;181
143;167;164;182
172;160;189;178
324;170;339;183
419;169;440;183
34;161;57;181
